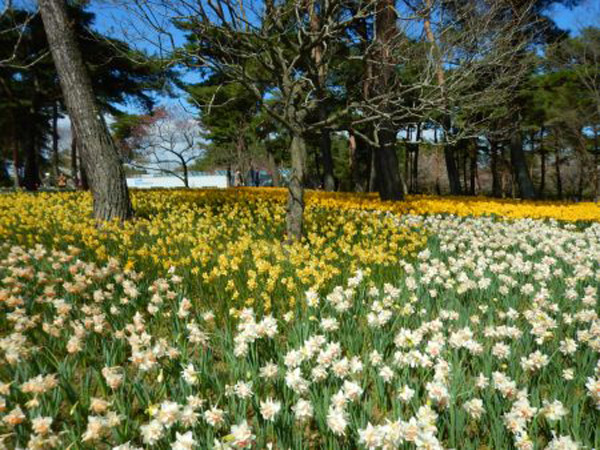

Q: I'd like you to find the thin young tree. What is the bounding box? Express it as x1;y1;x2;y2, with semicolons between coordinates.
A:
123;107;206;188
130;0;371;240
405;0;537;196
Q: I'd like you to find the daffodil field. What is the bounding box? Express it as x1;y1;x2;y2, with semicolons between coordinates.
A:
1;189;600;449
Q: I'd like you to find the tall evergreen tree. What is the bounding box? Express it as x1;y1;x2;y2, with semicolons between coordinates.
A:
0;3;172;191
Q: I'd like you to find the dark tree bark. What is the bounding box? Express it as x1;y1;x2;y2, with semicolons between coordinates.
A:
577;157;585;200
23;132;40;191
376;125;403;200
320;126;335;191
539;126;546;199
373;0;404;201
412;124;421;193
365;144;377;192
444;143;462;195
11;121;20;188
509;130;536;199
355;15;374;193
39;0;133;221
182;163;189;188
462;143;468;192
503;143;512;198
313;145;321;187
490;139;502;197
79;150;89;191
235;133;247;182
576;127;586;200
368;145;377;193
267;152;280;187
0;160;9;187
404;128;410;190
308;0;335;191
52;101;60;182
594;125;599;202
469;143;477;196
286;133;306;242
555;147;563;200
595;149;600;202
71;129;79;188
23;75;41;191
348;129;358;191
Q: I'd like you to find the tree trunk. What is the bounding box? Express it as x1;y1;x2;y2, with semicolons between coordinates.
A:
11;121;20;188
502;144;512;198
52;101;60;183
469;143;477;196
348;129;358;191
0;158;9;186
404;128;410;190
538;149;546;198
444;143;462;195
595;149;599;202
24;76;41;191
23;132;40;191
235;133;247;184
462;144;468;192
267;152;280;187
490;139;501;197
313;147;321;188
71;130;79;188
539;133;546;199
183;164;189;188
376;124;403;200
509;130;536;199
355;10;374;194
320;126;335;191
374;0;404;201
12;152;20;188
577;157;585;200
412;124;420;193
555;148;563;200
39;0;132;221
308;0;335;192
594;125;599;202
368;145;377;193
286;133;306;242
79;152;90;191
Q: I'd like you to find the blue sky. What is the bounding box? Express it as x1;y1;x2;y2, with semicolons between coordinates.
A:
35;0;596;147
549;0;599;32
87;1;598;47
83;0;599;115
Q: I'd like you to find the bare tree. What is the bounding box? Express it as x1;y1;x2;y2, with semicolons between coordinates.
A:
39;0;132;220
126;0;373;241
0;5;46;69
343;0;534;198
125;107;206;188
118;0;535;232
396;0;536;196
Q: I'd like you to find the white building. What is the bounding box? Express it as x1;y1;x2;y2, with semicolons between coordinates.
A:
126;174;227;189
